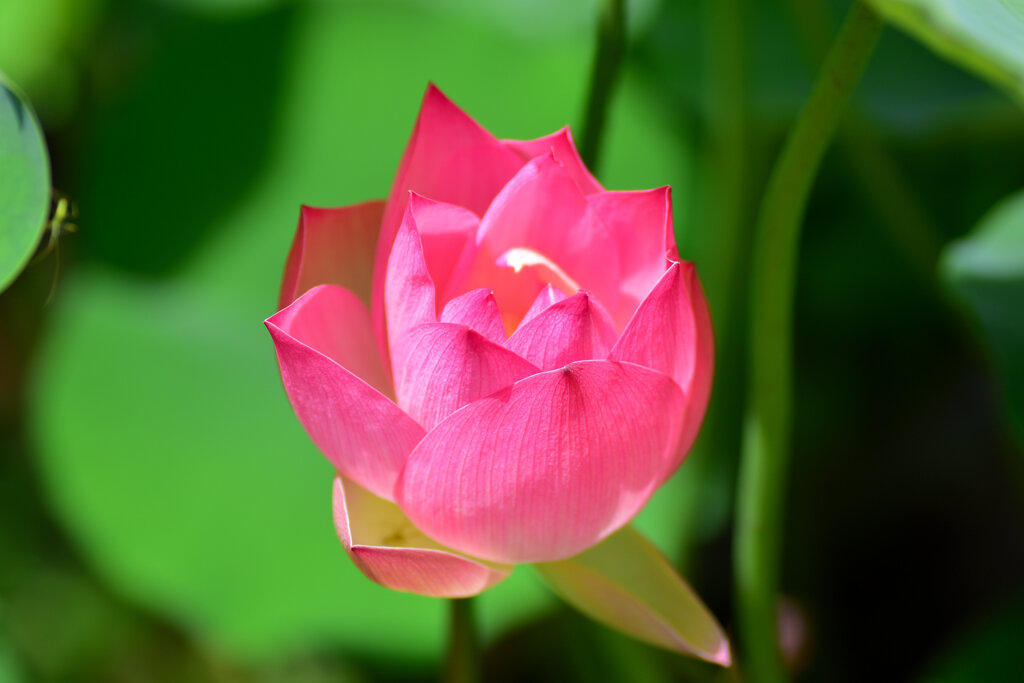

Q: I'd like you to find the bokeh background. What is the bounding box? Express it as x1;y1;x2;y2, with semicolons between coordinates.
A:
2;0;1023;681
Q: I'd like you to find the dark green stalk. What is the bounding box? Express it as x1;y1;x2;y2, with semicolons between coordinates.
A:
444;598;479;683
579;0;626;171
785;0;943;284
733;3;883;681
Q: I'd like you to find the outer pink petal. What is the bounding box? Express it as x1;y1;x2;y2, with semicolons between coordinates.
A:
506;291;619;370
502;127;602;195
609;262;714;464
266;286;424;501
586;187;674;328
520;284;569;328
373;85;525;339
404;193;479;305
394;360;685;564
278;201;384;310
534;526;730;665
440;289;506;345
333;476;510;598
268;284;391;396
472;153;621;315
385;208;437;366
393;322;539;430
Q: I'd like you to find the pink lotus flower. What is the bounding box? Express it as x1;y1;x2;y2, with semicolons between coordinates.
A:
266;85;728;665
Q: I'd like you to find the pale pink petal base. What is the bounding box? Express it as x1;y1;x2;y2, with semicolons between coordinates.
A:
534;525;731;666
395;360;685;564
333;476;510;598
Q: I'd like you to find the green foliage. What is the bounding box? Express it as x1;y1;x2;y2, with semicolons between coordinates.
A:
867;0;1024;103
0;0;100;116
942;188;1024;443
918;598;1024;683
0;80;49;294
30;0;634;662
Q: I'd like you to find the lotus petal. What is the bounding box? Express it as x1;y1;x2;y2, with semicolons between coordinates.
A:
334;476;510;598
519;284;570;328
506;291;618;369
440;289;506;345
393;322;538;430
587;187;673;328
473;153;621;315
266;286;424;501
385;210;437;363
404;193;479;304
395;360;685;564
373;85;524;333
610;262;714;461
278;201;384;309
534;525;730;666
502;127;602;195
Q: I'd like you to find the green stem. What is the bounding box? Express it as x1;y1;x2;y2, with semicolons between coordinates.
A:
579;0;626;171
785;0;943;285
733;3;883;681
444;598;479;683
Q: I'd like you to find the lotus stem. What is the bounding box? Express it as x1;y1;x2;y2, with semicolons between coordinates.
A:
734;3;883;681
444;597;480;683
580;0;626;171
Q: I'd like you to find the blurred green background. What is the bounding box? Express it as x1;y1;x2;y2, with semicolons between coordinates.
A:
1;0;1023;681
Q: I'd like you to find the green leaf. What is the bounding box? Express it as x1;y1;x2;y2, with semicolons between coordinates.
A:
533;526;730;666
917;597;1024;683
0;79;49;293
866;0;1024;102
942;188;1024;442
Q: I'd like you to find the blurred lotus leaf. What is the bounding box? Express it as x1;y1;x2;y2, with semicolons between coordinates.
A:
867;0;1024;103
0;79;49;293
30;0;691;660
942;188;1024;443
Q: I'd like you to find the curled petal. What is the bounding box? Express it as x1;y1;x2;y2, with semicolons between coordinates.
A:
334;476;510;598
587;187;674;327
373;85;524;337
520;284;570;328
393;322;539;430
502;126;602;195
534;526;730;666
266;286;424;500
440;289;506;345
506;291;618;370
395;360;685;564
473;153;621;315
278;201;384;309
610;262;714;462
